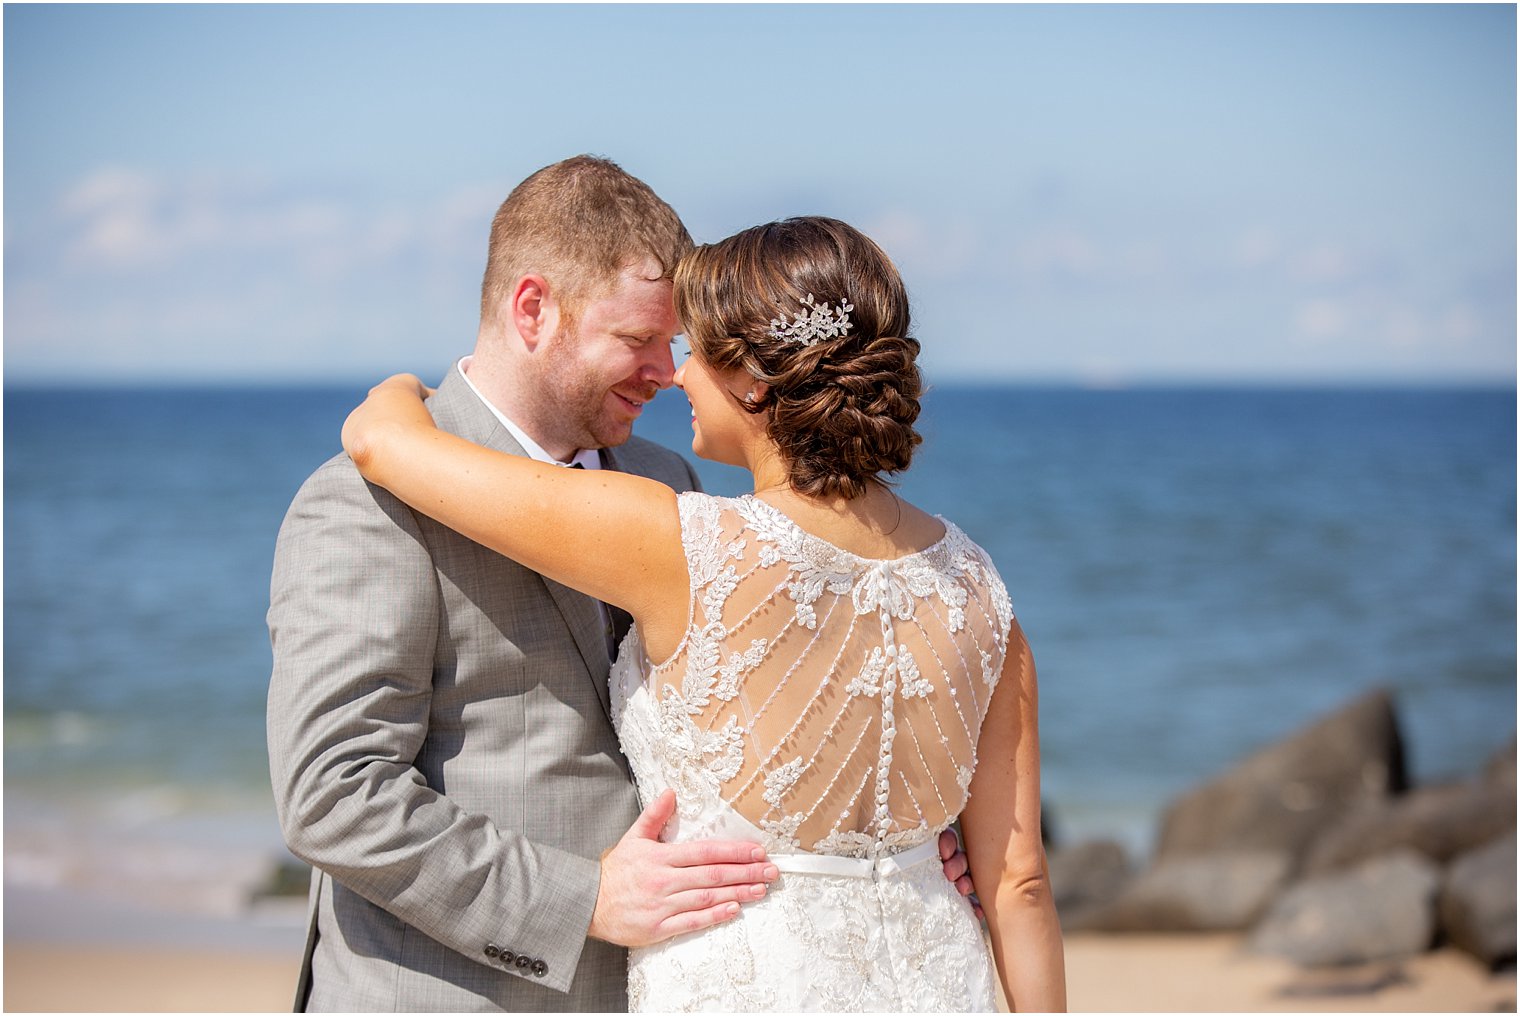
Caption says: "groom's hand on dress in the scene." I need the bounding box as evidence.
[589,789,779,948]
[940,827,983,920]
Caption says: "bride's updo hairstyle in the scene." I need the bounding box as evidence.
[673,216,922,500]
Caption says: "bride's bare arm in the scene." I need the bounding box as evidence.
[960,621,1067,1012]
[342,374,689,645]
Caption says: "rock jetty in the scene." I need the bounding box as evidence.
[1048,688,1516,971]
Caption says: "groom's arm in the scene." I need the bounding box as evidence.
[267,455,769,992]
[268,456,609,990]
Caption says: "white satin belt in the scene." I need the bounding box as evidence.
[768,838,943,880]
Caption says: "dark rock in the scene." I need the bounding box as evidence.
[1304,778,1516,873]
[1048,840,1132,926]
[252,857,313,899]
[1071,851,1291,932]
[1439,832,1517,969]
[1250,851,1440,967]
[1041,798,1058,849]
[1485,737,1516,794]
[1156,688,1406,865]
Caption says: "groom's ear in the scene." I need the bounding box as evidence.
[511,274,555,350]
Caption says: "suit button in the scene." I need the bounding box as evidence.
[501,950,516,964]
[531,959,548,977]
[516,954,532,971]
[484,943,500,959]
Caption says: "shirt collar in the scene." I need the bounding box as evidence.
[457,356,600,470]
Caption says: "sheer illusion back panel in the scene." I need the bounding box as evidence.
[653,493,1014,857]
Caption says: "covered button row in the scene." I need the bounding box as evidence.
[484,943,547,978]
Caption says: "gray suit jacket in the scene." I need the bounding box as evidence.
[267,367,700,1012]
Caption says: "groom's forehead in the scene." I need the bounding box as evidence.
[585,274,678,331]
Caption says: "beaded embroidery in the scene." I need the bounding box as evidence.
[616,492,1013,860]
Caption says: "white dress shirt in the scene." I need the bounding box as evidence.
[457,356,600,470]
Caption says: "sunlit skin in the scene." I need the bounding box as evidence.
[466,260,680,462]
[342,340,1065,1010]
[670,352,767,469]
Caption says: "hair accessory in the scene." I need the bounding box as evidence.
[767,294,854,347]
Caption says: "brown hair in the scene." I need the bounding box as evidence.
[479,155,693,325]
[674,216,922,499]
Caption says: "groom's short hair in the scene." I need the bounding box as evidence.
[480,155,693,327]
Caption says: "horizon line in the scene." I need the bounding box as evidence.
[4,374,1515,393]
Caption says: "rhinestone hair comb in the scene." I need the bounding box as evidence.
[767,294,855,347]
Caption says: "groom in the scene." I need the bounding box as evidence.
[268,155,973,1012]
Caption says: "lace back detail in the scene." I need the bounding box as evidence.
[651,492,1013,858]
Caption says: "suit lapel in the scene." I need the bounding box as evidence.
[541,578,616,722]
[430,367,615,723]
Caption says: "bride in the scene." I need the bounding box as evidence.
[342,216,1066,1012]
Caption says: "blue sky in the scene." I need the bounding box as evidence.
[4,3,1515,384]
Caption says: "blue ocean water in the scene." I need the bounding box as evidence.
[4,383,1515,862]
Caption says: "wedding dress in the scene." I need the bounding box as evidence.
[611,492,1014,1012]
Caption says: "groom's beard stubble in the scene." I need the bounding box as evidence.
[534,327,659,454]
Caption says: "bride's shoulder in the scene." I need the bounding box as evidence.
[675,490,750,532]
[675,489,743,511]
[937,517,999,570]
[932,517,1016,621]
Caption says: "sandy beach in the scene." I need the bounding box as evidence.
[6,932,1512,1012]
[3,946,302,1013]
[1064,932,1513,1012]
[4,781,1512,1013]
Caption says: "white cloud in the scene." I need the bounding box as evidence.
[1289,293,1495,358]
[1010,225,1102,281]
[47,168,497,281]
[1437,304,1482,347]
[8,168,502,378]
[7,169,1514,382]
[861,209,981,279]
[1290,243,1358,285]
[1295,298,1348,343]
[1232,227,1283,270]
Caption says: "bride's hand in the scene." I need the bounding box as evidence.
[362,372,436,403]
[342,373,437,474]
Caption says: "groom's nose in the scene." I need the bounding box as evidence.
[640,338,676,389]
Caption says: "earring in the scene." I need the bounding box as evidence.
[743,392,757,403]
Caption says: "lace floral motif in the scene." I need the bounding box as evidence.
[610,491,1011,1010]
[622,851,997,1012]
[619,492,1013,857]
